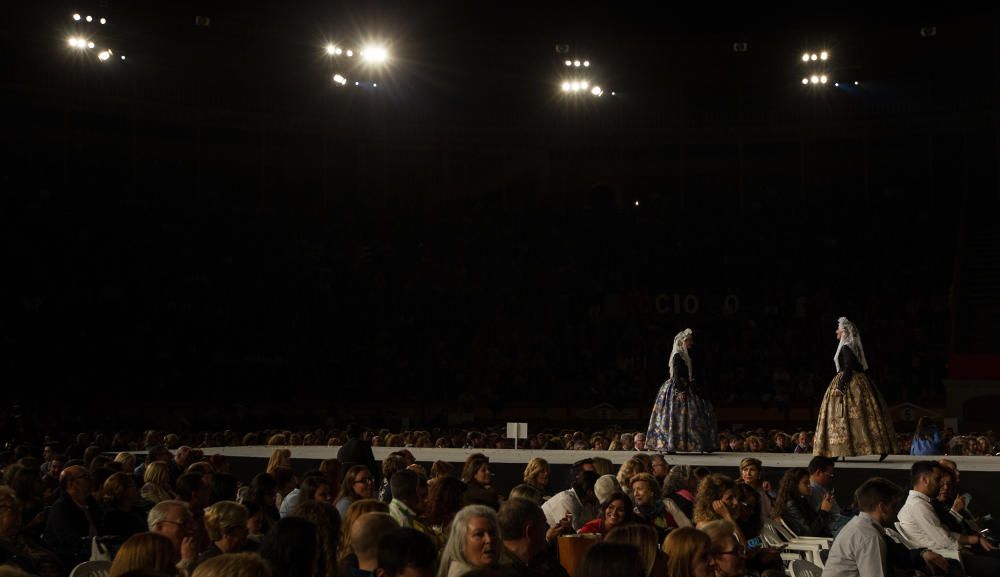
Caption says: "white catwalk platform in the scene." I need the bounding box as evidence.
[200,447,1000,472]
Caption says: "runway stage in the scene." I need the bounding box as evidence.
[206,447,1000,519]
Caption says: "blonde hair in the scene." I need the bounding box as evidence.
[204,501,249,542]
[143,461,171,486]
[192,552,272,577]
[109,532,177,577]
[604,523,659,576]
[522,458,549,486]
[266,449,292,474]
[694,474,737,525]
[114,452,136,470]
[663,527,712,577]
[102,472,135,506]
[616,457,644,489]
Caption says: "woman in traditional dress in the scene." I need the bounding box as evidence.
[646,328,719,453]
[813,317,896,461]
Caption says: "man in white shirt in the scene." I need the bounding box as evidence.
[823,477,948,577]
[897,461,999,576]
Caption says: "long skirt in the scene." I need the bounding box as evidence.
[646,380,719,453]
[813,372,897,457]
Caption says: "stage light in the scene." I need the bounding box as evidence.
[354,81,359,86]
[98,51,111,61]
[611,91,615,95]
[565,60,572,66]
[100,18,107,25]
[326,44,336,55]
[561,81,571,92]
[573,60,580,67]
[591,85,603,96]
[73,14,81,21]
[346,49,353,57]
[820,75,828,84]
[834,82,839,87]
[333,74,347,85]
[854,81,859,86]
[86,15,93,22]
[810,53,817,61]
[635,201,640,206]
[88,41,95,49]
[801,53,809,62]
[801,77,809,85]
[583,60,590,67]
[361,45,388,64]
[372,83,377,87]
[820,51,828,60]
[120,55,126,61]
[581,80,589,90]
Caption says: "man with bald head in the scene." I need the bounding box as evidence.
[352,512,400,577]
[43,465,102,568]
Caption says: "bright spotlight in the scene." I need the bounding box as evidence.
[561,81,571,92]
[361,45,388,64]
[346,49,353,57]
[820,75,828,84]
[73,14,81,21]
[120,55,126,61]
[634,201,640,206]
[100,18,107,25]
[583,60,590,67]
[564,60,572,66]
[354,81,359,86]
[87,41,95,49]
[98,51,110,61]
[801,53,809,62]
[611,91,615,95]
[810,53,817,61]
[325,44,336,55]
[854,81,859,86]
[820,51,828,60]
[335,48,343,55]
[801,77,809,85]
[372,83,377,87]
[834,82,839,87]
[333,74,347,85]
[85,15,93,22]
[591,85,603,96]
[581,80,589,89]
[573,60,581,67]
[810,75,819,84]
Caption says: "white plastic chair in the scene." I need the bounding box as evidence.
[778,517,835,548]
[790,558,823,577]
[761,520,826,567]
[69,560,111,577]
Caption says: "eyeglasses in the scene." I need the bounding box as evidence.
[354,477,374,485]
[159,519,193,529]
[714,549,745,558]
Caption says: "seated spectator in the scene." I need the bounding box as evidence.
[101,472,148,542]
[141,462,174,505]
[897,461,999,576]
[793,432,813,454]
[662,465,697,528]
[375,527,438,577]
[192,552,272,577]
[389,470,429,534]
[932,467,966,533]
[541,471,599,531]
[280,471,333,518]
[109,532,177,577]
[576,542,646,577]
[461,457,499,511]
[615,459,643,501]
[352,512,400,577]
[430,461,454,486]
[198,501,251,564]
[771,468,831,538]
[337,466,377,519]
[508,484,543,506]
[290,500,340,577]
[261,517,319,577]
[604,524,665,576]
[824,477,949,577]
[578,491,632,535]
[497,498,568,577]
[438,505,500,577]
[911,417,944,456]
[147,500,197,574]
[693,474,741,537]
[630,473,676,540]
[701,519,745,577]
[245,473,280,535]
[737,458,773,524]
[43,465,103,569]
[381,454,409,504]
[662,527,715,577]
[340,499,390,569]
[772,433,793,453]
[522,459,551,496]
[0,486,60,577]
[806,456,847,536]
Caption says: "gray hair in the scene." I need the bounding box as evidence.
[148,499,191,530]
[438,505,498,577]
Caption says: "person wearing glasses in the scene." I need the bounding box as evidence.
[701,519,746,577]
[337,465,376,519]
[147,499,198,572]
[43,465,103,569]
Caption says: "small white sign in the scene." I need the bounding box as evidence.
[506,423,528,440]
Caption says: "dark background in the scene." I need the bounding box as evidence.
[2,3,998,433]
